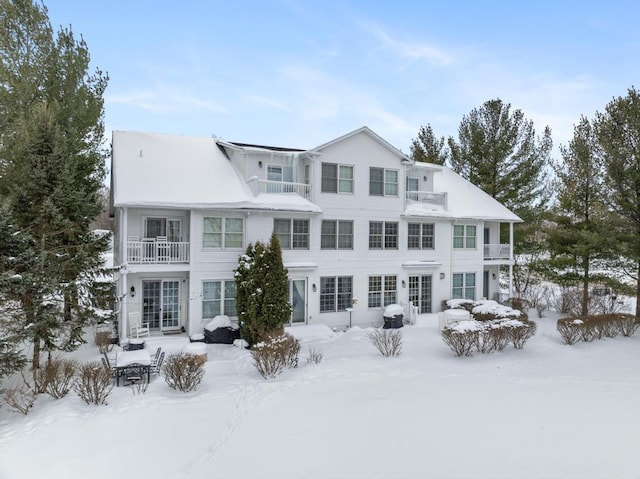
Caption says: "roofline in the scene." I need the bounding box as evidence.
[312,126,410,161]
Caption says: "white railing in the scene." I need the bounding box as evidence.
[257,180,311,199]
[127,240,189,264]
[483,244,510,260]
[405,191,447,209]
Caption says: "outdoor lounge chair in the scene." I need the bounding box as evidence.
[129,312,150,338]
[152,352,165,375]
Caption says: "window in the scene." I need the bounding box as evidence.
[408,223,434,249]
[267,164,293,182]
[368,275,397,308]
[321,220,353,249]
[203,217,243,248]
[452,273,476,300]
[274,219,309,250]
[453,225,477,249]
[406,177,419,201]
[369,167,398,196]
[320,276,353,312]
[144,217,182,241]
[321,163,353,193]
[202,280,237,318]
[369,221,398,249]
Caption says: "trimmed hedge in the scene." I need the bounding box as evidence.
[557,314,638,345]
[442,318,537,357]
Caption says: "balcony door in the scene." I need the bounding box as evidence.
[144,217,182,242]
[142,280,180,331]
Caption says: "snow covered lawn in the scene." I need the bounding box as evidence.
[1,312,639,478]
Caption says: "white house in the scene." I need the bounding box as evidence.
[110,126,521,340]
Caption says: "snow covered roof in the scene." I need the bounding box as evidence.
[402,165,522,222]
[111,131,320,213]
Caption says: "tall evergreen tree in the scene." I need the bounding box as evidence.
[593,87,640,318]
[448,99,553,217]
[544,116,612,316]
[0,0,111,369]
[410,124,448,165]
[234,233,291,346]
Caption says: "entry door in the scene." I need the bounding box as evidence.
[289,279,307,324]
[408,275,432,314]
[142,280,180,330]
[483,270,490,300]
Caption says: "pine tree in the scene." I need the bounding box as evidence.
[0,0,112,369]
[234,234,291,346]
[447,99,552,217]
[544,116,613,316]
[410,124,448,165]
[593,87,640,318]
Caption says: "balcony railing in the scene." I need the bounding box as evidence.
[255,179,311,199]
[127,239,189,264]
[406,190,447,209]
[483,244,511,261]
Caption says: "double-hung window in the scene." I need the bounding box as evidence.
[453,225,477,249]
[321,163,353,193]
[320,276,353,312]
[321,220,353,249]
[369,167,398,196]
[408,223,435,249]
[203,217,243,249]
[369,221,398,249]
[274,219,309,250]
[452,273,476,300]
[202,280,237,318]
[368,275,397,308]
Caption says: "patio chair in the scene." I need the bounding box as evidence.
[149,347,161,368]
[152,351,165,375]
[129,311,150,338]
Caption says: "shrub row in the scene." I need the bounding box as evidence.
[557,314,638,345]
[441,318,537,357]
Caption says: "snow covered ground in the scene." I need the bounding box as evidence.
[1,311,639,479]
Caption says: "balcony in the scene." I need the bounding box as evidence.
[483,244,511,261]
[247,177,311,199]
[127,238,189,264]
[406,191,447,209]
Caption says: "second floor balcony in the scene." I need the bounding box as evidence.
[484,243,511,261]
[406,190,447,209]
[247,177,311,199]
[127,237,189,264]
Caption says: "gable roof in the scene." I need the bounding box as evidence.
[310,126,410,160]
[111,131,320,213]
[403,164,522,222]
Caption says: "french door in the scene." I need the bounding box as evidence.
[289,279,307,325]
[142,280,180,330]
[408,275,432,314]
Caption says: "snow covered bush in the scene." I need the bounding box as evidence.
[442,317,537,356]
[441,321,481,357]
[94,330,113,354]
[556,318,583,345]
[162,353,205,392]
[38,357,78,399]
[557,314,638,345]
[75,361,113,405]
[1,377,37,414]
[368,329,403,357]
[306,348,323,365]
[251,332,301,379]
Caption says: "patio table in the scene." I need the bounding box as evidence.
[115,349,151,386]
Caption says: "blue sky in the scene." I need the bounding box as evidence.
[46,0,640,154]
